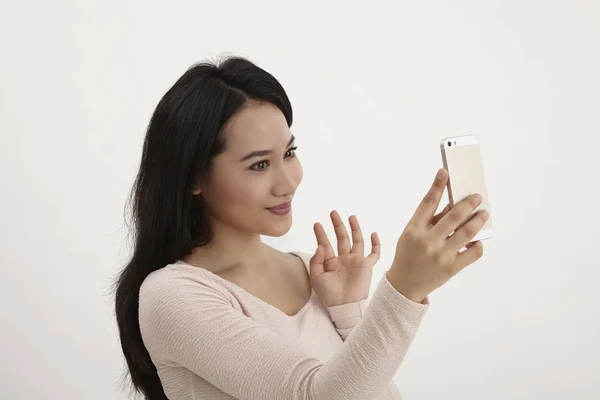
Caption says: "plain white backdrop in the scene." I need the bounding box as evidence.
[1,0,599,399]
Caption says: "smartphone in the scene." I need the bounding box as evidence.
[440,134,493,242]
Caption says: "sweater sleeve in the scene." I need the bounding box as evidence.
[139,271,429,400]
[326,298,369,340]
[292,251,369,341]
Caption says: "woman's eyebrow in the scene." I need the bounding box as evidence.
[239,135,295,162]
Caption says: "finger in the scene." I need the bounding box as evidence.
[330,210,351,255]
[431,193,482,238]
[446,209,489,252]
[313,222,336,260]
[366,232,381,264]
[411,169,448,227]
[451,241,484,275]
[430,203,451,226]
[309,245,325,279]
[349,215,364,256]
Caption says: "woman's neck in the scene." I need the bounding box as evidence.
[183,221,273,275]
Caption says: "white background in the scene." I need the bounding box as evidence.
[1,0,599,399]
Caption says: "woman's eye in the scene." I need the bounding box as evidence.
[250,160,269,171]
[286,146,298,158]
[250,147,297,171]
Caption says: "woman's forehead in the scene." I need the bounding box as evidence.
[223,104,291,152]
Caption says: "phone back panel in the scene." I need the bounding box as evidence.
[441,135,493,232]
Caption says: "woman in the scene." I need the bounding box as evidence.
[114,56,489,400]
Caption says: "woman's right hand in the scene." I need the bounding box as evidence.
[386,168,490,303]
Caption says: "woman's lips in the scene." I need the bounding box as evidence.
[267,202,291,216]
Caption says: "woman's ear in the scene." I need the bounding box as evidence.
[192,173,208,195]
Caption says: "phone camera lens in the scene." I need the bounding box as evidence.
[447,141,452,147]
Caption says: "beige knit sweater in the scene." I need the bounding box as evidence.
[138,252,429,399]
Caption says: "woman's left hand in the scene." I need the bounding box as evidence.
[309,211,381,307]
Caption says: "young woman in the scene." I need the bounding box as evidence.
[114,56,489,400]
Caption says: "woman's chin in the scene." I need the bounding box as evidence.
[262,216,293,237]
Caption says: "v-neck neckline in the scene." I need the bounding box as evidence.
[173,251,315,319]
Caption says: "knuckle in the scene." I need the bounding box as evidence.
[424,242,438,256]
[449,210,462,223]
[479,211,489,222]
[433,251,445,264]
[474,243,484,258]
[422,193,436,205]
[403,224,417,238]
[437,250,453,266]
[413,236,433,255]
[462,224,476,238]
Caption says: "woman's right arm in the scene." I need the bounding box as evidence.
[140,271,427,400]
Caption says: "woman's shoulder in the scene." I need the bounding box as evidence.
[137,263,245,360]
[139,262,235,308]
[287,250,312,271]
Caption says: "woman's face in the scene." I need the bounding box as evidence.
[196,101,303,237]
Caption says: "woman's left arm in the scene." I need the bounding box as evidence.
[326,297,369,340]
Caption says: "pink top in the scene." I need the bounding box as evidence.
[139,251,429,399]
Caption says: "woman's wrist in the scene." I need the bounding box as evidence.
[385,268,424,304]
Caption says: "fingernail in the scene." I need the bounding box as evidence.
[473,194,482,203]
[480,210,489,219]
[437,169,446,178]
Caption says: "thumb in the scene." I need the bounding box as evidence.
[309,245,325,279]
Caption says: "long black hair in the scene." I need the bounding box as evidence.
[114,56,293,399]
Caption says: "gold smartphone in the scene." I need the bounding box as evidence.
[440,134,493,241]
